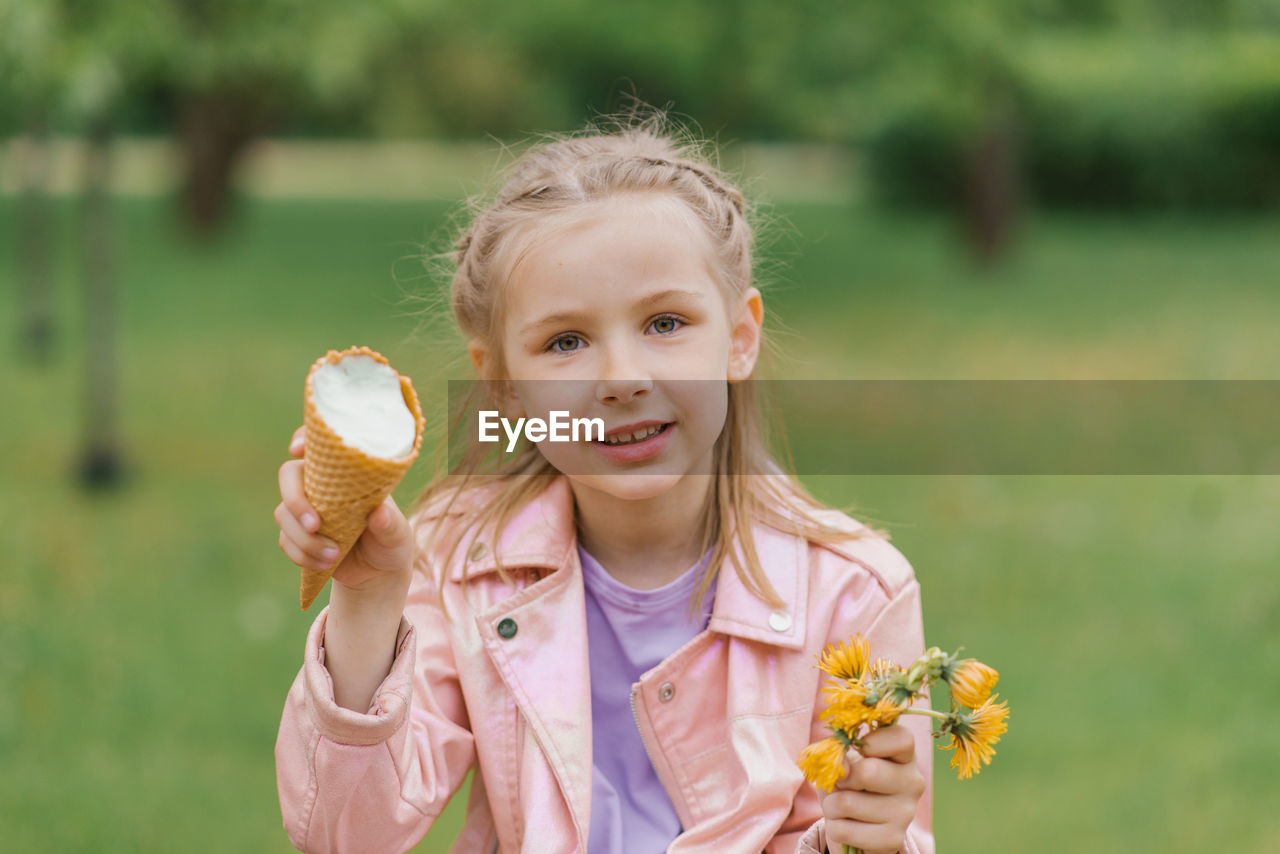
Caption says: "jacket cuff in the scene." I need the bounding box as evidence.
[302,605,416,746]
[797,818,929,854]
[797,818,826,853]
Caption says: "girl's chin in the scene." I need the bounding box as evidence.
[566,471,700,503]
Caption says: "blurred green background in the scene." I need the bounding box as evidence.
[2,1,1279,852]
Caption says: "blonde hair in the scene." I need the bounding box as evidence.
[410,105,883,623]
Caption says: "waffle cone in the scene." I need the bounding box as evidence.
[299,346,426,610]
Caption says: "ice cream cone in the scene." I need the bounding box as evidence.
[299,346,425,610]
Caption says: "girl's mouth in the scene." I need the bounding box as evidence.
[600,423,670,446]
[592,422,674,462]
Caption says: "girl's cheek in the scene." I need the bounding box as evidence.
[665,351,730,382]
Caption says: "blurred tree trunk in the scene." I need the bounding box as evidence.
[961,76,1022,267]
[17,117,56,363]
[177,90,260,236]
[78,115,126,489]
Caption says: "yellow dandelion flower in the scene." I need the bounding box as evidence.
[941,694,1010,779]
[820,674,869,704]
[816,635,870,681]
[866,694,906,729]
[819,678,879,733]
[947,659,999,708]
[867,656,900,680]
[822,703,875,734]
[798,736,848,792]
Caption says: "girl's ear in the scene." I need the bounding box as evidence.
[727,287,763,382]
[467,339,488,376]
[469,339,528,419]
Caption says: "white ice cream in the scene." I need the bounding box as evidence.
[312,355,416,458]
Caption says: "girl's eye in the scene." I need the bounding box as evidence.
[547,334,582,353]
[650,315,684,334]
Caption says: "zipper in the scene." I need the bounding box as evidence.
[630,681,695,832]
[627,628,719,833]
[514,705,526,845]
[629,682,659,778]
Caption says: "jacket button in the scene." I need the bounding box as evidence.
[768,610,792,632]
[497,617,518,639]
[658,682,675,702]
[469,541,487,561]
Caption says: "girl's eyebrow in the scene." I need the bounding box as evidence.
[519,288,707,336]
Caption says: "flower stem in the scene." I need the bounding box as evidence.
[901,707,950,722]
[844,845,861,854]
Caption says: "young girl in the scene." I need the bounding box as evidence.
[273,110,933,854]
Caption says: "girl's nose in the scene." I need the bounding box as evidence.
[594,341,653,403]
[596,376,652,404]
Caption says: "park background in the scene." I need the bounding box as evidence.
[2,0,1278,851]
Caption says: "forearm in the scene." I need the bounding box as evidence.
[278,606,473,854]
[324,579,411,712]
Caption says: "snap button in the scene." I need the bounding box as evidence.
[768,610,792,632]
[468,541,487,561]
[658,682,675,702]
[497,617,518,639]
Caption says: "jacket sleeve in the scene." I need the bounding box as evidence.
[274,569,477,854]
[780,558,936,854]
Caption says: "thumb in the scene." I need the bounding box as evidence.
[367,496,407,541]
[834,746,865,791]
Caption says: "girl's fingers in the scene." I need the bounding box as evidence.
[823,730,923,854]
[860,724,916,765]
[823,817,902,853]
[274,502,340,566]
[276,458,340,564]
[366,496,407,543]
[837,754,902,795]
[288,426,306,457]
[278,529,337,571]
[345,497,413,575]
[275,449,410,579]
[278,459,319,531]
[822,789,895,825]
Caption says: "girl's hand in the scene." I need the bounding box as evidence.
[274,425,415,600]
[822,724,926,854]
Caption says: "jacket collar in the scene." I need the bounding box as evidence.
[446,475,808,650]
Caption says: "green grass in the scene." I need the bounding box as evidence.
[1,195,1278,852]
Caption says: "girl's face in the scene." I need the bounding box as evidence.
[473,193,762,502]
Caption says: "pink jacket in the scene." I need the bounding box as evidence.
[275,476,935,854]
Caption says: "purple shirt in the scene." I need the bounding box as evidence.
[578,543,717,854]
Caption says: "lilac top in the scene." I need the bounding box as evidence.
[578,542,717,854]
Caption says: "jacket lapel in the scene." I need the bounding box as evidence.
[460,478,596,848]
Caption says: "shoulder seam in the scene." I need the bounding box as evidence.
[810,534,915,598]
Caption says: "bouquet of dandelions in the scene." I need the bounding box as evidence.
[797,634,1010,854]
